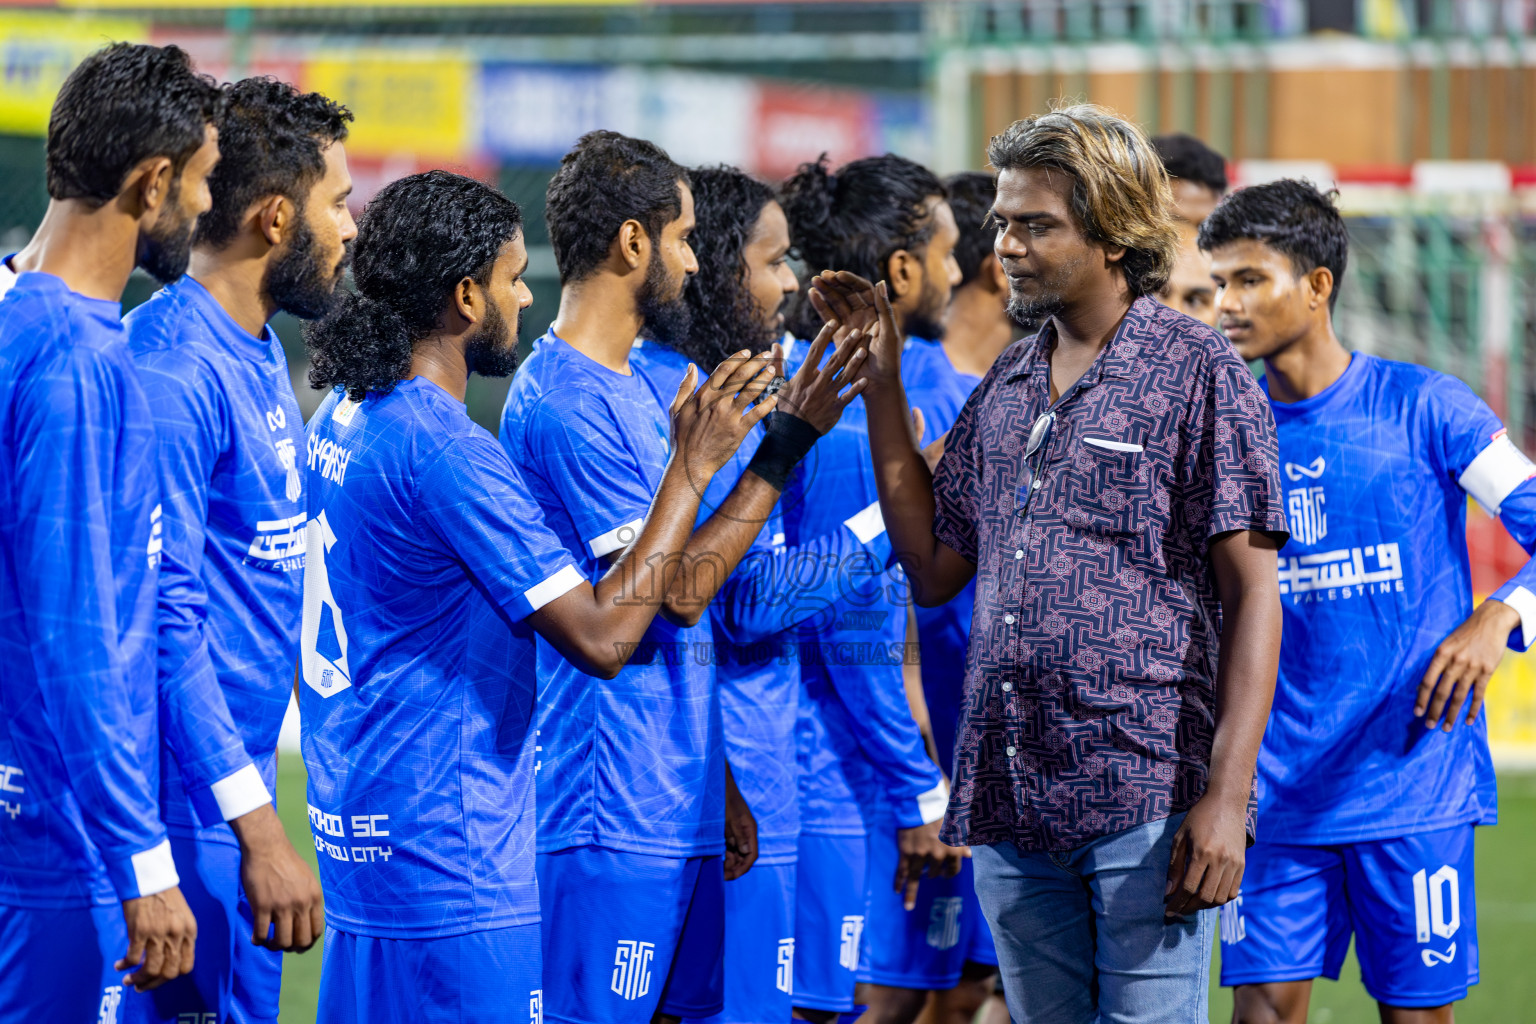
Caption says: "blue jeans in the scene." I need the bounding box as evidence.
[972,811,1214,1024]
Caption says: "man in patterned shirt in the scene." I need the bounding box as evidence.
[814,104,1289,1023]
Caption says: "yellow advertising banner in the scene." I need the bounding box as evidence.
[0,12,146,135]
[305,51,472,160]
[61,0,635,7]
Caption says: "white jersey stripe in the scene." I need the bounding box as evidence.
[525,563,584,613]
[588,518,645,558]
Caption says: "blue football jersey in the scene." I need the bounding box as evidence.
[901,336,983,776]
[1262,352,1536,843]
[126,276,306,837]
[500,331,723,858]
[299,378,582,939]
[784,336,946,836]
[630,339,895,864]
[0,272,175,906]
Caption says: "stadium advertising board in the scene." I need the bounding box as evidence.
[0,11,145,135]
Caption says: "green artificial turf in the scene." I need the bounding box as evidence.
[273,756,1536,1022]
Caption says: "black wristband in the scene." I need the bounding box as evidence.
[745,411,821,491]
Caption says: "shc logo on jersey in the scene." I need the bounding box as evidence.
[1283,457,1327,545]
[97,985,122,1024]
[1286,485,1327,546]
[146,504,163,570]
[926,897,963,950]
[0,763,23,821]
[529,989,543,1024]
[776,937,794,994]
[611,940,654,1001]
[274,437,302,503]
[1413,865,1460,966]
[838,915,864,971]
[1219,894,1246,945]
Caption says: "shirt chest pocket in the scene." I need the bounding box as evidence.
[1060,436,1145,536]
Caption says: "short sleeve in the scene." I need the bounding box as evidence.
[420,433,583,623]
[932,375,990,564]
[1201,358,1289,542]
[524,387,659,558]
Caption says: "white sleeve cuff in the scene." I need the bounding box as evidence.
[525,563,584,613]
[1500,586,1536,650]
[844,502,887,544]
[588,517,645,558]
[210,764,272,822]
[916,779,950,825]
[130,839,180,897]
[1460,432,1536,515]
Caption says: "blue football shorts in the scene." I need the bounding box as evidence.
[793,833,866,1012]
[683,860,795,1024]
[0,901,129,1023]
[538,846,724,1024]
[1219,824,1478,1007]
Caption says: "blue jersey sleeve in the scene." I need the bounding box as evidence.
[419,435,584,623]
[14,349,175,900]
[1425,376,1536,650]
[717,502,893,645]
[138,355,267,827]
[523,388,658,560]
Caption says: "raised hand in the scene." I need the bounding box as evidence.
[668,349,777,481]
[772,322,868,435]
[809,271,904,389]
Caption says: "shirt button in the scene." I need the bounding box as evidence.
[1015,549,1024,559]
[1006,745,1018,757]
[1001,681,1013,692]
[1004,614,1015,624]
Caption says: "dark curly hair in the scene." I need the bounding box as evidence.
[1198,178,1348,310]
[944,171,998,288]
[545,130,689,285]
[194,77,352,250]
[778,153,946,341]
[1152,133,1228,195]
[988,104,1178,297]
[304,170,522,401]
[46,43,220,206]
[672,165,778,370]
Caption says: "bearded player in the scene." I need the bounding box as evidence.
[123,77,354,1023]
[632,163,890,1024]
[299,170,771,1023]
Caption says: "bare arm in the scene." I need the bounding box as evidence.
[648,325,867,627]
[811,273,975,606]
[1164,528,1283,919]
[528,353,776,677]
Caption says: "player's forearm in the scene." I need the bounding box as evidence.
[590,456,710,634]
[660,471,781,626]
[863,375,958,605]
[1206,535,1283,808]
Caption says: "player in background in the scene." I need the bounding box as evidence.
[852,171,1013,1024]
[0,43,220,1017]
[503,132,858,1024]
[632,164,892,1024]
[1205,181,1536,1024]
[777,154,965,1023]
[1151,134,1228,328]
[299,170,771,1023]
[121,78,354,1024]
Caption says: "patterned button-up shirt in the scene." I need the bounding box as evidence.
[932,296,1287,852]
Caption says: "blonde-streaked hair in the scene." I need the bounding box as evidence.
[987,103,1178,296]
